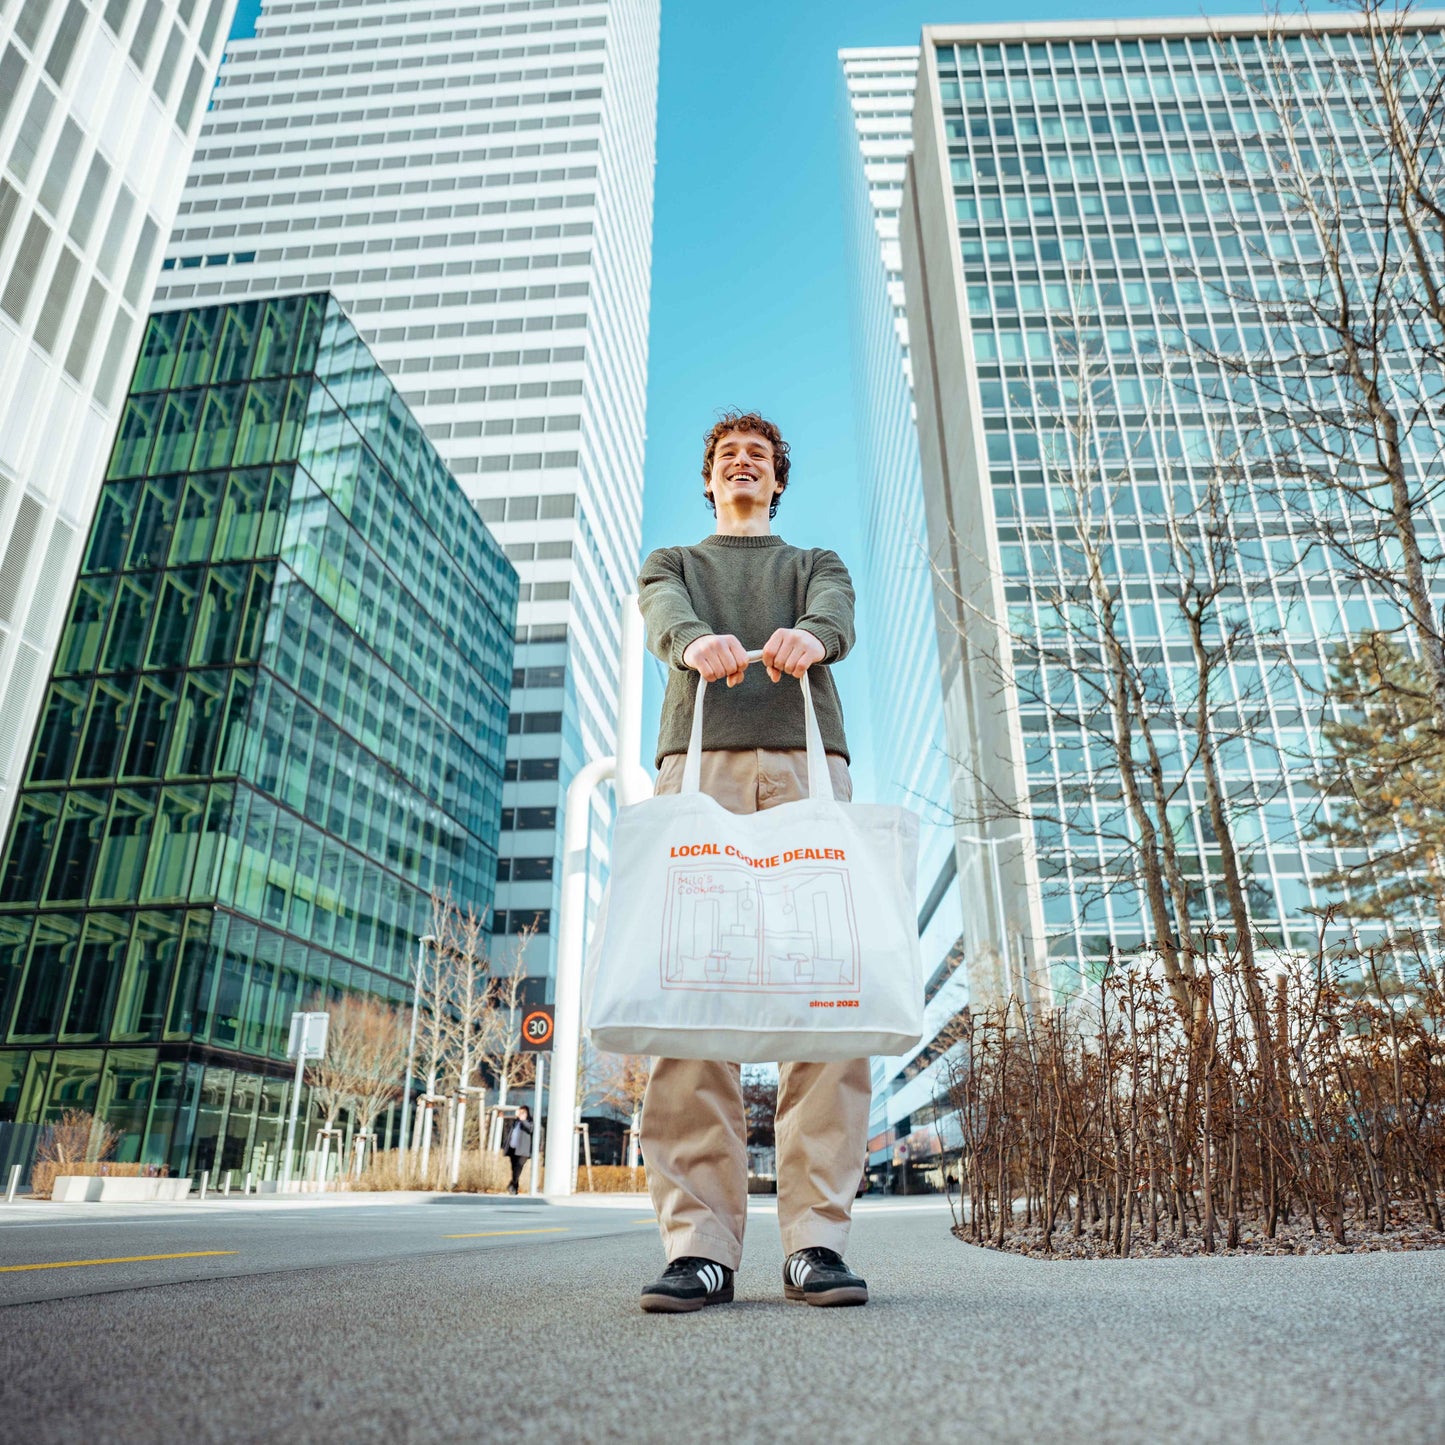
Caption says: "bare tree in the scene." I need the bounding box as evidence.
[413,890,459,1168]
[305,992,356,1138]
[304,992,412,1180]
[593,1051,651,1168]
[1191,2,1445,723]
[475,925,538,1122]
[942,284,1280,1030]
[440,902,492,1179]
[339,996,411,1172]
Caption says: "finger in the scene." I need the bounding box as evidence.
[766,665,782,682]
[726,638,750,671]
[761,628,785,666]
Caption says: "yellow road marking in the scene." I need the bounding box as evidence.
[441,1227,570,1239]
[0,1250,237,1273]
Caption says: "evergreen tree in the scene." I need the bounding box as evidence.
[1313,632,1445,928]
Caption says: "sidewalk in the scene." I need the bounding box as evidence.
[0,1190,949,1221]
[0,1189,554,1220]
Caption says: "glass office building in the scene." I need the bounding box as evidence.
[0,0,238,851]
[152,0,661,989]
[901,15,1445,1005]
[0,293,517,1181]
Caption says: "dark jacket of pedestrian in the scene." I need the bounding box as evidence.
[506,1115,534,1160]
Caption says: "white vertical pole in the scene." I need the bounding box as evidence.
[6,1164,21,1202]
[544,757,612,1200]
[198,1169,209,1201]
[530,1055,544,1196]
[614,595,652,807]
[544,597,648,1200]
[281,1045,306,1191]
[472,1086,486,1179]
[450,1092,465,1188]
[401,934,434,1156]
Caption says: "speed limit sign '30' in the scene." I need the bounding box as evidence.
[520,1006,555,1053]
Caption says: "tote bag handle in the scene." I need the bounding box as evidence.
[680,648,834,802]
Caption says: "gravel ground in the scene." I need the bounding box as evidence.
[959,1204,1445,1259]
[1,1200,1441,1445]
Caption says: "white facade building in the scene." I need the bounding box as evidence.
[0,0,237,841]
[839,47,969,1180]
[153,0,660,979]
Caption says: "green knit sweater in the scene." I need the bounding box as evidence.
[637,533,855,766]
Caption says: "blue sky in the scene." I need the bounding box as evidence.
[228,0,1257,793]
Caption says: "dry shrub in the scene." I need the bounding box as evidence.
[350,1151,644,1194]
[576,1165,647,1193]
[945,944,1445,1256]
[353,1148,517,1193]
[31,1160,166,1200]
[30,1110,122,1197]
[36,1108,116,1168]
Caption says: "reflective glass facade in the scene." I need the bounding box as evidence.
[0,0,237,851]
[0,293,516,1180]
[903,17,1445,1003]
[152,0,662,988]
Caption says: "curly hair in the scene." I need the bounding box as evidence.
[701,410,790,520]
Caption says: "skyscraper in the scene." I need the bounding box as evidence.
[902,14,1445,1004]
[0,0,238,845]
[0,294,516,1179]
[151,0,660,982]
[838,48,969,1183]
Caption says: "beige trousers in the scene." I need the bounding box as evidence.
[640,749,873,1271]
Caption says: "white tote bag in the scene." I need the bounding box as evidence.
[585,658,924,1062]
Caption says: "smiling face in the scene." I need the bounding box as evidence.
[707,430,780,516]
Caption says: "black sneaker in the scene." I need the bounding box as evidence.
[783,1247,868,1307]
[639,1256,734,1314]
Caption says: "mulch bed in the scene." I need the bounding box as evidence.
[951,1203,1445,1257]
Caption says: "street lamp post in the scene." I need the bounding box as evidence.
[400,932,436,1155]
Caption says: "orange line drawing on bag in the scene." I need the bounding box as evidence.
[657,862,862,995]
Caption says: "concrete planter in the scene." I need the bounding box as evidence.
[51,1175,190,1203]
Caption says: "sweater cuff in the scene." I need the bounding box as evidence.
[799,622,842,663]
[670,621,715,669]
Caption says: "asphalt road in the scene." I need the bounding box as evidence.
[1,1194,1441,1445]
[0,1192,652,1307]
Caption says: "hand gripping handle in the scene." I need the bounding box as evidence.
[680,648,833,802]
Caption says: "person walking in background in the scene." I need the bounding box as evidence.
[503,1105,533,1194]
[633,410,871,1314]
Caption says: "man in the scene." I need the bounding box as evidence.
[634,410,870,1313]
